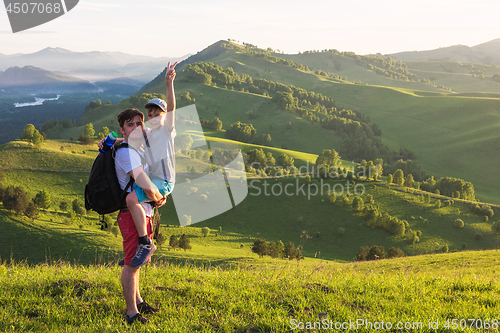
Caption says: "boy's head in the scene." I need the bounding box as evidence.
[144,98,167,130]
[117,108,144,140]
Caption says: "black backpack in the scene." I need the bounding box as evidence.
[84,143,134,215]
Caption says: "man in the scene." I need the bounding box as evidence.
[115,107,166,324]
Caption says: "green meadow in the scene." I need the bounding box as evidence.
[1,250,500,332]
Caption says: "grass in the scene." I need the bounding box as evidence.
[1,250,500,332]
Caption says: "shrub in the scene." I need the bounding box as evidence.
[387,247,404,258]
[474,232,483,241]
[355,246,369,261]
[454,219,464,228]
[201,227,210,237]
[367,245,385,260]
[442,244,449,253]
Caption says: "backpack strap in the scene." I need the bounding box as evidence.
[113,142,135,192]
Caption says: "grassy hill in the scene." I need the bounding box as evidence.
[1,140,499,264]
[2,249,500,332]
[128,41,500,204]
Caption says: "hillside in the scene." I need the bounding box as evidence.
[1,139,499,264]
[130,40,500,204]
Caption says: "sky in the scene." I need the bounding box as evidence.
[0,0,499,57]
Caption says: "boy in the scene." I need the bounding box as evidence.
[124,62,177,267]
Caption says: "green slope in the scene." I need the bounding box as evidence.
[134,42,500,204]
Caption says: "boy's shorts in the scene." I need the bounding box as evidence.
[134,178,174,203]
[117,209,153,266]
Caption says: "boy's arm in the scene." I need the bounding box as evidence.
[165,61,177,132]
[128,166,164,202]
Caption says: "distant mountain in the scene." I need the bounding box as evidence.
[0,65,98,92]
[0,47,190,82]
[389,38,500,65]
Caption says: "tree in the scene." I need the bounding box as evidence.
[454,219,464,228]
[33,190,51,210]
[84,123,95,137]
[352,196,364,212]
[386,174,393,185]
[315,149,340,167]
[59,200,68,212]
[156,233,167,248]
[252,238,267,258]
[32,129,44,148]
[178,234,191,251]
[267,241,277,258]
[3,185,30,215]
[405,230,419,245]
[169,235,179,250]
[393,169,404,186]
[24,202,39,222]
[423,193,431,205]
[72,198,85,216]
[387,247,404,258]
[276,153,294,169]
[20,124,35,141]
[404,174,414,188]
[491,221,500,234]
[275,240,284,259]
[284,241,300,260]
[98,127,110,140]
[201,227,210,237]
[210,117,223,131]
[356,246,369,261]
[175,133,193,152]
[367,245,386,260]
[226,122,256,143]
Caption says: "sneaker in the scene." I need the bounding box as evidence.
[130,242,156,268]
[125,313,148,325]
[137,301,159,314]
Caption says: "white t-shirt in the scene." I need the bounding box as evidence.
[114,143,153,217]
[142,124,176,184]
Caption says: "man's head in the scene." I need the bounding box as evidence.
[117,108,144,141]
[144,98,167,130]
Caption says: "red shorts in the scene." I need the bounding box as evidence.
[117,210,153,266]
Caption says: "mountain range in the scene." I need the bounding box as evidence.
[0,47,190,82]
[389,38,500,65]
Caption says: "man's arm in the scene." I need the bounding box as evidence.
[165,62,177,132]
[128,166,164,202]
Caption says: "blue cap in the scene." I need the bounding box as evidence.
[144,98,167,112]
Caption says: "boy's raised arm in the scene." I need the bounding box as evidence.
[165,61,177,131]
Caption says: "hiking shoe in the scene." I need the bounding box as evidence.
[130,242,156,268]
[118,259,124,267]
[125,313,148,325]
[137,301,159,314]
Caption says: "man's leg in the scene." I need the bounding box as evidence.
[121,265,140,316]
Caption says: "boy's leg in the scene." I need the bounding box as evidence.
[126,190,148,242]
[126,190,156,268]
